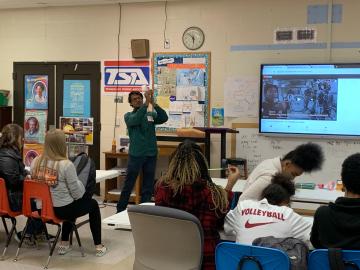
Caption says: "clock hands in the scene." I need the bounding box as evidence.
[183,27,204,49]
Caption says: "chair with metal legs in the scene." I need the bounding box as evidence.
[0,178,21,260]
[14,179,85,269]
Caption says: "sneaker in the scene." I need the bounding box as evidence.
[14,232,22,243]
[23,236,37,248]
[36,232,56,242]
[95,245,107,257]
[58,245,72,255]
[14,232,35,247]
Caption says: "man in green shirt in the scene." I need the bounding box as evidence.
[117,90,168,213]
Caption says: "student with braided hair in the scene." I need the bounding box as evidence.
[155,140,241,270]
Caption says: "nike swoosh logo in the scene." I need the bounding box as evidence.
[245,220,276,228]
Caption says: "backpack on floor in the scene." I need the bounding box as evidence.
[70,152,96,199]
[253,236,309,270]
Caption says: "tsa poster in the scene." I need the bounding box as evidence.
[23,144,44,167]
[25,75,48,110]
[24,110,47,144]
[103,60,150,94]
[63,80,91,117]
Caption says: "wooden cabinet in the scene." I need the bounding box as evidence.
[103,141,205,204]
[0,106,12,130]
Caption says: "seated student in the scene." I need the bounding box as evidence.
[225,173,312,245]
[155,140,241,270]
[31,129,106,256]
[240,142,324,201]
[0,124,43,243]
[311,153,360,249]
[0,124,28,212]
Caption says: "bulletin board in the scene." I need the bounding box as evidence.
[152,52,211,132]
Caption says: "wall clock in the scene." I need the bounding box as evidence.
[182,26,205,50]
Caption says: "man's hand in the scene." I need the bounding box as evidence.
[144,90,151,106]
[148,89,154,104]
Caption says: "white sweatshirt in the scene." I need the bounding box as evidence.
[240,157,282,201]
[224,199,311,245]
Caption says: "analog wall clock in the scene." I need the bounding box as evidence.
[182,26,205,50]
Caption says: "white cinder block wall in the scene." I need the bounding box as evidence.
[0,0,359,192]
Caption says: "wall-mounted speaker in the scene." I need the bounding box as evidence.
[131,39,150,59]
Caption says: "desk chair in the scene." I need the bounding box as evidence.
[0,178,21,259]
[216,242,290,270]
[14,180,84,269]
[308,249,360,270]
[128,205,204,270]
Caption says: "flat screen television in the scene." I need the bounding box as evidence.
[259,63,360,137]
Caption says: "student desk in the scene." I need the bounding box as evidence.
[102,203,314,243]
[24,167,121,184]
[102,202,154,230]
[291,188,344,205]
[96,170,122,183]
[103,142,205,204]
[212,178,343,204]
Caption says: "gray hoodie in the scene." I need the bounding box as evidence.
[31,157,85,207]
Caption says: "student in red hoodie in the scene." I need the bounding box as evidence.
[155,140,241,270]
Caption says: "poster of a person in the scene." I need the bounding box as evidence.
[24,110,47,143]
[25,75,48,109]
[23,144,44,167]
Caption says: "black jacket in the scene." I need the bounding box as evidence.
[0,147,27,211]
[310,197,360,249]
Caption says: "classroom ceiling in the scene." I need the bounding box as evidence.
[0,0,181,9]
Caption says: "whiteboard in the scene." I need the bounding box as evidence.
[235,127,360,183]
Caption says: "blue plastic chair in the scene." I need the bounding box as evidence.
[216,242,290,270]
[308,249,360,270]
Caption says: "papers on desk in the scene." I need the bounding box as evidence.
[212,177,343,205]
[292,188,344,204]
[95,170,122,183]
[110,167,127,176]
[102,202,155,230]
[26,168,121,184]
[212,178,246,192]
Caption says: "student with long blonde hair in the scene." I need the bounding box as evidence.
[155,140,240,270]
[31,129,106,256]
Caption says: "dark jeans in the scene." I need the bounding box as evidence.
[116,155,157,213]
[54,197,101,245]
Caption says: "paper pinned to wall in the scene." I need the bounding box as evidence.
[224,76,259,118]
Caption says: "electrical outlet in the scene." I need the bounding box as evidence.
[114,96,123,103]
[164,39,170,49]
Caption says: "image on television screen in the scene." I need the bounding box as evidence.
[259,64,360,136]
[261,79,338,121]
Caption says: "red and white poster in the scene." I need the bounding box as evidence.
[103,60,150,94]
